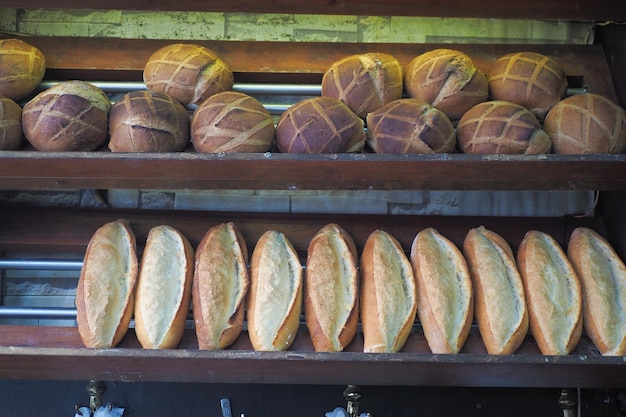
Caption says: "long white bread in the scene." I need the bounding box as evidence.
[463,226,529,354]
[567,227,626,356]
[305,223,359,352]
[360,229,417,353]
[410,227,473,354]
[517,230,582,355]
[192,222,249,350]
[247,230,303,351]
[134,225,195,349]
[76,219,138,348]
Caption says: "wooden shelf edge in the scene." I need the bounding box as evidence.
[0,152,624,191]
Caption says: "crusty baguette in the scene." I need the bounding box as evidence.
[134,225,195,349]
[247,230,303,351]
[567,227,626,356]
[304,223,359,352]
[192,222,249,350]
[360,229,417,353]
[463,226,529,354]
[410,227,473,354]
[517,230,582,355]
[76,219,138,348]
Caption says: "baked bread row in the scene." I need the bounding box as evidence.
[76,220,626,356]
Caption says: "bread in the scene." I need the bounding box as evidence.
[456,100,551,154]
[22,80,111,151]
[143,43,233,107]
[108,90,190,152]
[410,227,473,354]
[360,229,416,353]
[304,223,359,352]
[0,96,23,150]
[192,222,249,350]
[321,52,403,119]
[516,230,582,355]
[191,91,275,153]
[487,51,567,119]
[76,219,138,348]
[365,98,456,154]
[404,49,488,121]
[544,93,626,154]
[134,225,195,349]
[275,97,365,153]
[0,38,46,101]
[463,226,528,354]
[247,230,303,351]
[567,227,626,356]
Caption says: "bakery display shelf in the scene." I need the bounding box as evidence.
[1,151,625,191]
[10,0,626,21]
[1,206,624,387]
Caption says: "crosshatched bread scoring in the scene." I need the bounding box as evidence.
[321,52,403,119]
[457,100,551,154]
[108,90,190,152]
[567,227,626,356]
[544,93,626,154]
[404,48,489,121]
[22,80,112,151]
[0,38,46,101]
[487,51,567,119]
[275,97,365,153]
[0,96,23,150]
[360,229,417,353]
[463,226,529,355]
[305,223,359,352]
[193,222,249,350]
[143,43,234,106]
[366,98,456,154]
[516,230,582,355]
[410,227,473,354]
[191,91,275,153]
[76,219,138,349]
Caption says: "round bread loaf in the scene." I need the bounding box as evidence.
[404,49,488,121]
[109,90,190,152]
[456,100,551,154]
[487,51,567,119]
[544,93,626,154]
[366,98,456,154]
[0,96,23,150]
[143,43,234,107]
[191,91,274,153]
[22,80,111,152]
[321,52,403,119]
[275,97,365,153]
[0,39,46,101]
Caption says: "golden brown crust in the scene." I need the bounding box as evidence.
[134,225,195,349]
[108,90,190,152]
[410,227,473,354]
[304,223,359,352]
[143,43,233,106]
[0,96,23,150]
[404,49,488,121]
[366,98,456,154]
[567,227,626,356]
[517,230,582,355]
[191,91,275,153]
[360,229,416,353]
[192,222,249,350]
[0,38,46,101]
[544,93,626,155]
[76,219,138,348]
[247,230,303,351]
[463,226,528,354]
[321,52,403,119]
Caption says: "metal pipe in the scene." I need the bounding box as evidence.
[0,259,83,270]
[0,306,77,319]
